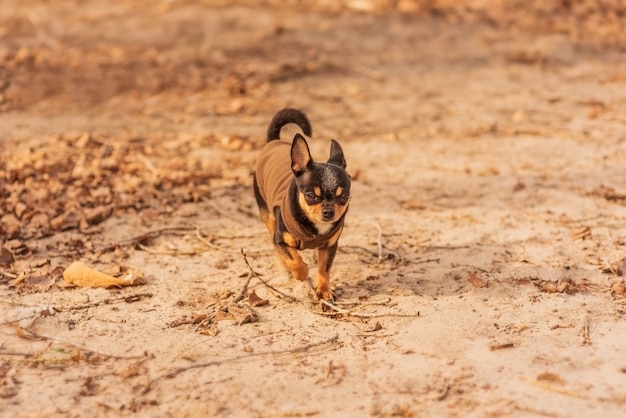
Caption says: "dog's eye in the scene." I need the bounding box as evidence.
[336,191,349,204]
[305,192,319,202]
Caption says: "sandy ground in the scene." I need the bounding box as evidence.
[1,1,626,417]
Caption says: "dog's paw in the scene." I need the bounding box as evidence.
[316,286,334,310]
[291,263,309,281]
[320,296,336,312]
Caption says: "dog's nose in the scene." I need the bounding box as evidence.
[322,207,335,219]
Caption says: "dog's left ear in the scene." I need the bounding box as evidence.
[291,133,313,176]
[328,139,346,169]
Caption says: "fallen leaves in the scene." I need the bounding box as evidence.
[216,303,259,326]
[536,371,564,385]
[469,272,489,288]
[0,131,225,243]
[0,247,14,266]
[537,277,589,295]
[503,276,592,295]
[63,261,146,289]
[248,290,269,307]
[590,185,626,205]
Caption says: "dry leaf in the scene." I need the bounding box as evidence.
[12,272,26,286]
[119,365,141,379]
[248,290,269,307]
[537,372,563,385]
[19,275,56,291]
[0,247,14,266]
[611,282,626,297]
[13,323,44,341]
[489,342,515,351]
[469,272,488,288]
[63,261,145,288]
[362,322,383,333]
[227,303,258,325]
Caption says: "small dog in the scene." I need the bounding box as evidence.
[253,108,351,307]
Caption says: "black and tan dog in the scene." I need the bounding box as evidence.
[253,108,351,306]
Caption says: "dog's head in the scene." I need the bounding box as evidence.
[291,134,351,231]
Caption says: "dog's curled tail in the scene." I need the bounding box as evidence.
[267,108,312,142]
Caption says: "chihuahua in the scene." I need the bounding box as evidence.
[253,108,351,307]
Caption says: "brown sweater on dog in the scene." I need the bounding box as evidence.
[255,140,341,249]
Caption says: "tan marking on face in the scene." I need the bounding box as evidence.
[313,187,321,197]
[299,192,322,223]
[300,192,350,227]
[335,187,343,197]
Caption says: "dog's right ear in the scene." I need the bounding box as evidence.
[291,134,313,176]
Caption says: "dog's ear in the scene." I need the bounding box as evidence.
[291,134,313,176]
[328,139,346,169]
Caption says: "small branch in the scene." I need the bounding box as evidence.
[233,248,260,303]
[10,320,147,360]
[333,297,393,307]
[0,271,18,279]
[374,222,384,263]
[239,248,420,319]
[239,248,298,303]
[138,154,158,175]
[61,292,153,311]
[195,226,221,250]
[141,333,339,394]
[93,227,191,253]
[137,244,211,256]
[521,375,588,399]
[436,385,451,401]
[317,299,421,319]
[581,316,591,346]
[171,332,338,377]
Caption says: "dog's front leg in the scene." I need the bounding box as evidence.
[275,241,309,281]
[272,207,309,281]
[316,242,338,303]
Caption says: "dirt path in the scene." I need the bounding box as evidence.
[2,2,626,417]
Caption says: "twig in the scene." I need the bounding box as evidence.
[257,275,298,302]
[489,342,515,351]
[195,226,221,250]
[137,244,210,256]
[240,248,263,277]
[141,333,340,395]
[239,248,299,303]
[10,320,147,360]
[0,351,33,357]
[521,375,588,399]
[138,154,158,175]
[61,292,153,311]
[317,299,421,319]
[169,333,338,376]
[333,297,393,307]
[373,223,384,263]
[340,245,378,257]
[581,316,591,345]
[234,248,260,303]
[0,271,18,279]
[239,249,420,319]
[436,385,451,401]
[70,226,196,256]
